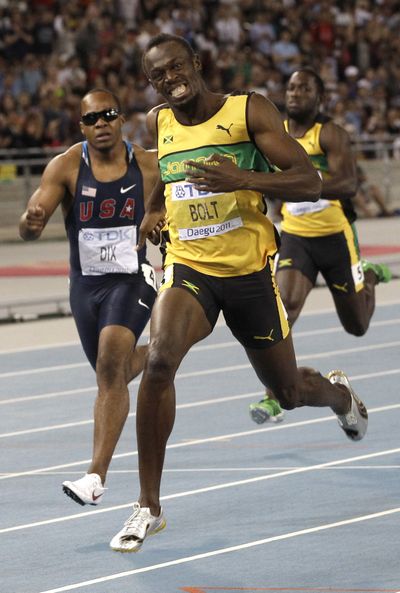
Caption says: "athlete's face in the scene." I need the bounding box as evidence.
[80,92,124,151]
[285,72,320,120]
[144,41,203,107]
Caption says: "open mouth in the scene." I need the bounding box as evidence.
[169,84,187,98]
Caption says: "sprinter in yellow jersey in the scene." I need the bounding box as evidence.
[110,35,369,553]
[249,68,392,425]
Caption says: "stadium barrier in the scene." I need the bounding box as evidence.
[1,138,400,243]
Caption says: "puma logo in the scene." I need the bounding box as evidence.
[254,329,274,341]
[216,123,234,136]
[333,282,348,293]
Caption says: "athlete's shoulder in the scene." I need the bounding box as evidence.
[147,102,170,121]
[133,144,158,170]
[245,92,284,134]
[315,113,331,125]
[44,142,82,178]
[318,114,351,139]
[247,91,280,113]
[52,142,82,163]
[228,90,253,97]
[146,103,170,135]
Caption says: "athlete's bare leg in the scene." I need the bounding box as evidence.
[276,268,314,327]
[332,269,377,336]
[136,288,213,515]
[262,268,377,408]
[128,344,148,380]
[246,331,351,414]
[88,325,141,482]
[263,268,312,403]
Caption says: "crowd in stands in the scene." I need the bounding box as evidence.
[1,0,400,154]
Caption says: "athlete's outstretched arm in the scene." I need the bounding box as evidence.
[136,106,168,250]
[319,121,357,200]
[185,93,321,203]
[136,175,166,250]
[247,93,321,202]
[19,149,76,241]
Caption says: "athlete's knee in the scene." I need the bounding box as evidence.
[342,319,368,337]
[280,294,302,327]
[96,352,126,386]
[145,339,179,382]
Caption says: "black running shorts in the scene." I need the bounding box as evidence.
[276,228,364,294]
[159,260,289,349]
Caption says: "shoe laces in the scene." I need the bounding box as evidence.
[123,503,149,533]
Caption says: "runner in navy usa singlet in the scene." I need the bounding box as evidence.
[19,88,162,507]
[66,139,158,368]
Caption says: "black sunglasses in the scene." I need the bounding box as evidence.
[81,108,120,126]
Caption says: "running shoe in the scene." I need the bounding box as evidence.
[327,370,368,441]
[110,502,166,553]
[361,259,392,283]
[62,473,105,506]
[249,395,285,424]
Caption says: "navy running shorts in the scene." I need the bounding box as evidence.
[70,263,157,369]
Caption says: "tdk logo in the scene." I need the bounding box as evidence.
[83,229,132,241]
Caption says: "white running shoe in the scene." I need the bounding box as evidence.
[62,473,105,506]
[327,370,368,441]
[110,502,166,553]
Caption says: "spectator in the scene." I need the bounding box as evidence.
[272,29,301,77]
[353,164,399,218]
[21,54,43,95]
[1,0,400,150]
[33,8,57,55]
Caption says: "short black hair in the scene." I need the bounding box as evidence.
[81,88,122,112]
[142,33,195,75]
[291,68,325,97]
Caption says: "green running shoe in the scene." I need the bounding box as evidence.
[361,259,392,283]
[249,396,285,424]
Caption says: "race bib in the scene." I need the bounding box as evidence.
[286,199,331,216]
[352,260,364,289]
[79,225,138,275]
[170,182,243,241]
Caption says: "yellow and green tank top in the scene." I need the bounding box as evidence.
[281,116,356,237]
[157,94,278,277]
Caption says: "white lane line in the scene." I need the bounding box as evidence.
[1,299,399,357]
[1,367,399,437]
[0,391,265,438]
[0,386,97,406]
[1,334,400,392]
[1,447,400,535]
[6,464,399,476]
[0,416,330,480]
[1,399,400,482]
[32,506,400,593]
[33,506,400,593]
[0,361,88,378]
[2,356,400,407]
